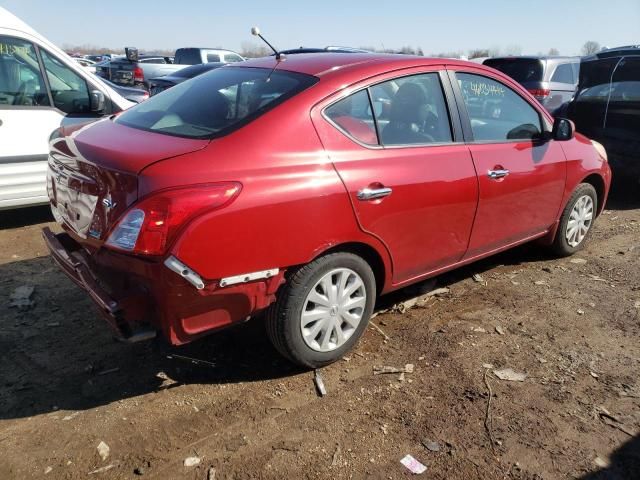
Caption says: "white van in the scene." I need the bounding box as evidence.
[0,7,134,210]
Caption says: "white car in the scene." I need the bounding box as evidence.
[74,57,97,74]
[0,7,134,210]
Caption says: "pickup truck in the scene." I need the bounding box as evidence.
[96,47,244,90]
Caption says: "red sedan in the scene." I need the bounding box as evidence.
[43,53,611,367]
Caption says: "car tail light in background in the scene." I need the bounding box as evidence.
[106,183,241,255]
[133,66,144,83]
[527,88,550,99]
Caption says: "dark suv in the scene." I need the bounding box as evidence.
[567,46,640,184]
[484,56,580,114]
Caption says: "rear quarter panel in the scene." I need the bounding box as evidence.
[139,90,393,285]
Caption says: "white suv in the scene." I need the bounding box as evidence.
[0,7,134,210]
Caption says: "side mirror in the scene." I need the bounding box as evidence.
[90,90,106,113]
[552,117,575,141]
[125,47,139,62]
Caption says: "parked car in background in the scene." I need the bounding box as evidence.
[483,56,580,114]
[95,76,149,103]
[85,54,108,63]
[148,62,225,96]
[174,47,244,64]
[96,51,176,90]
[0,7,134,210]
[43,53,610,367]
[98,47,243,90]
[277,46,370,55]
[567,46,640,184]
[74,57,96,73]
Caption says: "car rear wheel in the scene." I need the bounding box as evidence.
[551,183,598,256]
[266,252,376,368]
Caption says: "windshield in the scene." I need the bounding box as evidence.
[483,59,544,83]
[116,67,318,139]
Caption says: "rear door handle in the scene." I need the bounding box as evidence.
[357,187,392,201]
[487,169,510,179]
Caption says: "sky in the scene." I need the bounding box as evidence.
[3,0,639,56]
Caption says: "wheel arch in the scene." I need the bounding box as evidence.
[312,241,389,296]
[581,173,607,215]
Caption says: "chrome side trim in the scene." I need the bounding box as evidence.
[164,256,205,290]
[219,268,279,287]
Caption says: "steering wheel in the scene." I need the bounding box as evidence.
[13,80,36,106]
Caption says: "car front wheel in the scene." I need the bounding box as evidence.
[266,252,376,368]
[552,183,598,256]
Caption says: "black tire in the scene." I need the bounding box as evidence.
[551,183,598,257]
[266,252,376,368]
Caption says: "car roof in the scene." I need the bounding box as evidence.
[586,45,640,60]
[0,6,38,36]
[238,53,474,77]
[485,56,580,61]
[177,47,239,53]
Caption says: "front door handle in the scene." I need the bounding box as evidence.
[487,169,510,180]
[357,187,392,201]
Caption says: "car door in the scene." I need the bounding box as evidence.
[0,34,64,209]
[312,69,479,284]
[450,69,566,258]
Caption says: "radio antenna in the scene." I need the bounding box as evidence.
[251,27,285,61]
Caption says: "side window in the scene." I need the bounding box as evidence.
[551,63,575,84]
[0,36,50,107]
[224,54,244,63]
[325,89,378,145]
[456,73,542,141]
[40,49,91,114]
[207,53,221,62]
[375,73,452,146]
[140,58,166,64]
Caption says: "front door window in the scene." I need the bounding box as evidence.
[0,36,49,107]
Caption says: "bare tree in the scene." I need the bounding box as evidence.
[504,44,523,56]
[469,49,490,59]
[582,41,601,56]
[240,41,271,58]
[430,51,465,58]
[548,48,560,56]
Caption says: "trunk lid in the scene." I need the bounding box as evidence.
[47,118,208,242]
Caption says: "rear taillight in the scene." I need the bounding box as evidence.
[105,183,241,255]
[133,66,144,83]
[527,88,550,98]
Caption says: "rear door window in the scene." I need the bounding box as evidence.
[0,36,50,107]
[375,73,452,146]
[325,89,378,145]
[551,63,575,84]
[116,67,318,139]
[456,72,542,141]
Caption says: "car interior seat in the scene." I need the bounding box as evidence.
[381,82,435,145]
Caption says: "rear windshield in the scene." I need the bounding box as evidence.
[115,67,318,139]
[483,59,544,83]
[576,57,640,103]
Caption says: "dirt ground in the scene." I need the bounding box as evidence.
[1,187,639,480]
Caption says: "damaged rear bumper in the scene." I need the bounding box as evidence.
[42,227,285,345]
[42,227,156,342]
